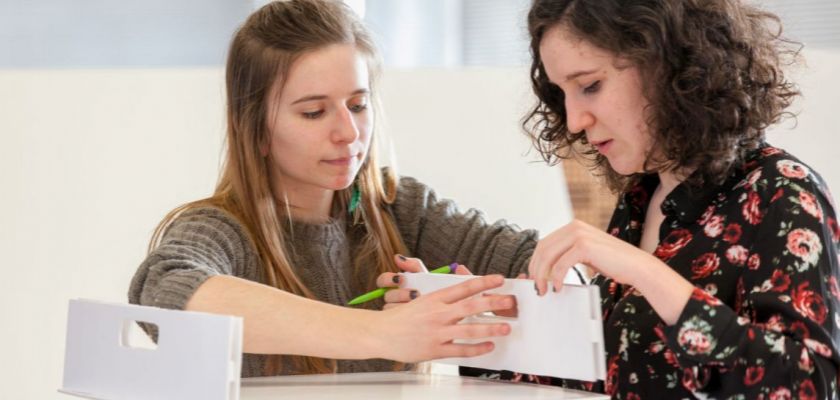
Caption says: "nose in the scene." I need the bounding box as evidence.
[565,96,595,134]
[331,106,360,143]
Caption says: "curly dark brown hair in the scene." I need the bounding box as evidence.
[524,0,802,192]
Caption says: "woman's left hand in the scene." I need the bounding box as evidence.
[528,220,650,293]
[529,220,694,324]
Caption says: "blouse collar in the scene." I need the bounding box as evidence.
[621,144,767,225]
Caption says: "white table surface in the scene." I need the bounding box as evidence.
[240,371,609,399]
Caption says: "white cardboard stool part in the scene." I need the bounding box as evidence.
[403,274,606,382]
[60,299,243,400]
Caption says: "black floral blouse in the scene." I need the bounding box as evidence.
[463,144,840,399]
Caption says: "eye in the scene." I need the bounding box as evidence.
[348,96,369,113]
[302,110,324,119]
[349,103,368,113]
[583,80,601,95]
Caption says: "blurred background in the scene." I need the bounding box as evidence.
[1,1,837,398]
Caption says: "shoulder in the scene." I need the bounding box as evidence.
[394,174,433,200]
[389,173,459,216]
[735,145,834,206]
[171,206,244,227]
[731,145,837,231]
[160,205,255,252]
[378,167,438,209]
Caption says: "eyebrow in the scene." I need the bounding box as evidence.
[290,88,369,105]
[564,69,600,82]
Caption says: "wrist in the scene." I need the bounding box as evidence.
[353,308,387,360]
[633,256,694,325]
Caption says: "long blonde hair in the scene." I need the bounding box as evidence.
[149,0,407,375]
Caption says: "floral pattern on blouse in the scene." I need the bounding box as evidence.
[463,144,840,399]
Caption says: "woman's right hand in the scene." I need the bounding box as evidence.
[377,255,471,310]
[378,254,521,317]
[373,274,513,363]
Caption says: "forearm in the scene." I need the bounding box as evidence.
[185,275,380,360]
[632,260,694,325]
[417,213,537,278]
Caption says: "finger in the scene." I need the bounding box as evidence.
[531,224,580,295]
[530,240,553,296]
[426,274,504,304]
[376,272,402,288]
[532,247,551,296]
[395,254,427,273]
[550,245,581,293]
[528,230,559,295]
[384,288,419,304]
[446,322,511,341]
[516,273,527,279]
[453,290,515,319]
[454,264,472,275]
[437,341,496,358]
[485,294,518,317]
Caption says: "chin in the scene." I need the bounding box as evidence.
[328,174,357,190]
[608,161,643,177]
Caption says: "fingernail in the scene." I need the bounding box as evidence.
[392,275,401,284]
[449,263,458,273]
[398,255,407,261]
[409,290,419,300]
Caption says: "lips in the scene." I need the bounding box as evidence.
[322,153,359,166]
[590,139,613,153]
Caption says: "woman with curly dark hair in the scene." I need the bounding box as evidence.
[518,0,840,398]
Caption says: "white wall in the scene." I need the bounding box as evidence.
[765,48,840,191]
[0,69,223,398]
[1,50,837,399]
[379,67,573,234]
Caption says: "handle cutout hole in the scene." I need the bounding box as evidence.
[120,320,158,350]
[481,293,519,319]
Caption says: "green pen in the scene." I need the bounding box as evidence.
[346,263,458,306]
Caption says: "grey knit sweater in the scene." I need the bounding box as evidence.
[128,176,537,377]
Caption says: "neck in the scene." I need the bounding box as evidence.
[271,179,335,223]
[657,170,682,196]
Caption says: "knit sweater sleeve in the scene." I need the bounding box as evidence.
[128,207,260,312]
[390,176,538,278]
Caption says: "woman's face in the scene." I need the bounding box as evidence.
[539,25,653,176]
[265,43,372,193]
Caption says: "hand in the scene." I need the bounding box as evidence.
[377,255,471,310]
[529,220,653,294]
[528,220,693,324]
[374,274,513,363]
[377,255,521,317]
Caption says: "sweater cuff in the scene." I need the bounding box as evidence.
[664,287,744,366]
[147,269,219,311]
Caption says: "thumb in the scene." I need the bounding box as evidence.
[394,254,427,273]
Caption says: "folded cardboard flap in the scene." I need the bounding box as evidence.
[60,299,243,400]
[402,274,606,381]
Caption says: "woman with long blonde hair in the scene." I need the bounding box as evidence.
[129,0,536,377]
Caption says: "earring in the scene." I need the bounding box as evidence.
[348,182,363,225]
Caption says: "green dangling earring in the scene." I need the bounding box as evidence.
[348,182,362,224]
